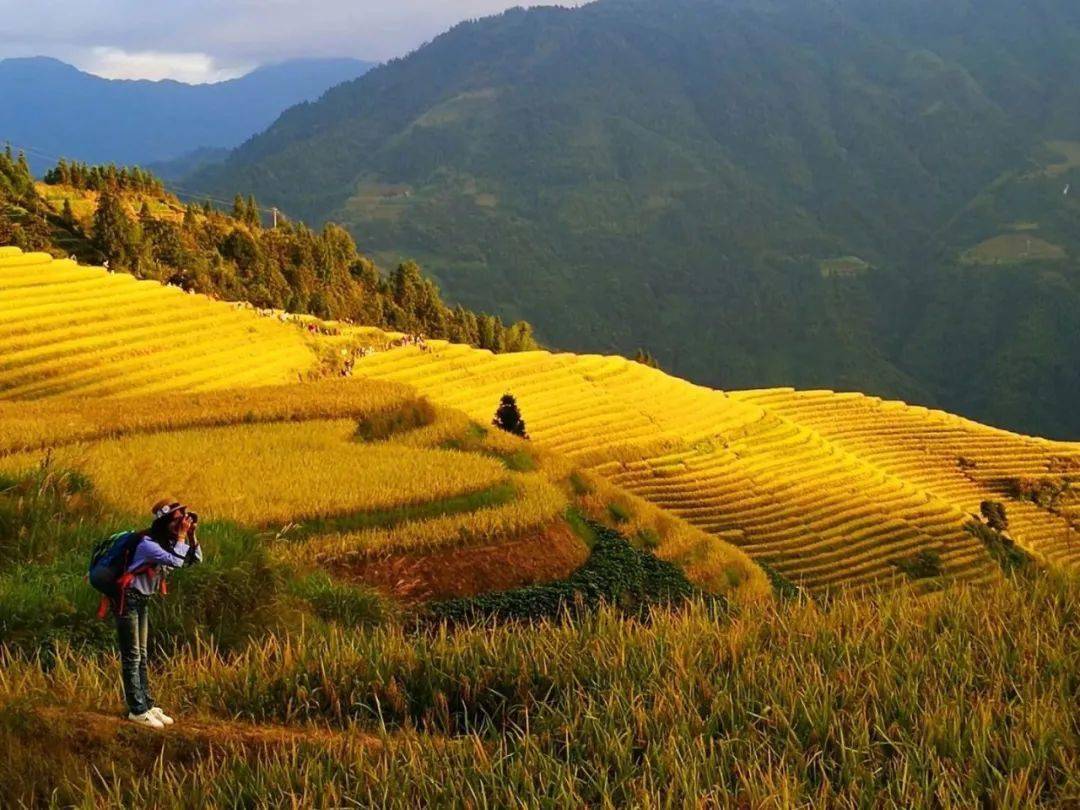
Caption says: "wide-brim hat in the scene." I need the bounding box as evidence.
[151,499,187,520]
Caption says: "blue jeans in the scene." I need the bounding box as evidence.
[115,597,154,715]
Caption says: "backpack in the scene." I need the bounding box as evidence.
[87,530,139,595]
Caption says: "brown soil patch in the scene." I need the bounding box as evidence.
[327,520,589,602]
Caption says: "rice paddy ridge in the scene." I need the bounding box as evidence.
[0,365,761,602]
[0,249,319,397]
[730,388,1080,569]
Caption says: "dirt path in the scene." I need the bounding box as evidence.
[29,706,380,753]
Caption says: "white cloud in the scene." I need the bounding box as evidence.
[82,46,253,83]
[0,1,594,80]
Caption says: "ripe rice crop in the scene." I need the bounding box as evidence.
[349,346,1080,589]
[0,250,318,397]
[291,474,568,560]
[5,420,507,527]
[0,378,415,456]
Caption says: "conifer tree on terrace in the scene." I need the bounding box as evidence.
[493,393,528,438]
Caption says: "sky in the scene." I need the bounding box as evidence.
[0,0,589,83]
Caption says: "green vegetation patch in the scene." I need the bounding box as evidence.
[960,233,1066,265]
[1006,476,1074,510]
[426,524,701,624]
[819,256,872,277]
[288,572,389,628]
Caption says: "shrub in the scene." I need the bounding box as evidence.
[635,528,661,550]
[980,500,1009,531]
[1006,477,1068,509]
[568,472,594,496]
[354,398,436,442]
[607,501,633,524]
[0,557,113,653]
[152,522,289,650]
[964,520,1033,575]
[0,459,100,569]
[891,549,943,580]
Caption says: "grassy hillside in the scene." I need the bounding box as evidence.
[1,250,1078,805]
[196,0,1080,439]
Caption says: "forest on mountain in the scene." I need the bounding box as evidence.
[0,152,537,352]
[196,0,1080,438]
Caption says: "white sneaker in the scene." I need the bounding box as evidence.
[150,707,175,726]
[128,710,164,729]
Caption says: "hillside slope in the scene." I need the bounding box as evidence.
[195,0,1080,438]
[0,248,318,395]
[2,248,1076,592]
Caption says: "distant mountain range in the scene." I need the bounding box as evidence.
[0,56,373,173]
[195,0,1080,438]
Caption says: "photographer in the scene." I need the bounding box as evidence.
[110,500,203,729]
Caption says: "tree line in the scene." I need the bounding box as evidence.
[1,155,538,353]
[0,147,52,251]
[43,160,166,196]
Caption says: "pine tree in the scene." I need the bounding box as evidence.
[93,187,137,268]
[246,195,260,228]
[60,198,77,229]
[493,393,528,438]
[634,348,661,369]
[505,321,537,352]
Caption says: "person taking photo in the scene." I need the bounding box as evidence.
[88,499,203,729]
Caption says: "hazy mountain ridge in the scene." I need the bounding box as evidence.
[196,0,1080,438]
[0,56,374,171]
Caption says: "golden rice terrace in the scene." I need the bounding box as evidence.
[2,248,1078,592]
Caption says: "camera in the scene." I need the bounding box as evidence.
[187,511,199,525]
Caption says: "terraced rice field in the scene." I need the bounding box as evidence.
[3,248,1078,592]
[0,250,318,397]
[729,389,1080,570]
[351,345,1080,590]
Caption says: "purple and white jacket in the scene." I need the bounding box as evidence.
[125,535,202,595]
